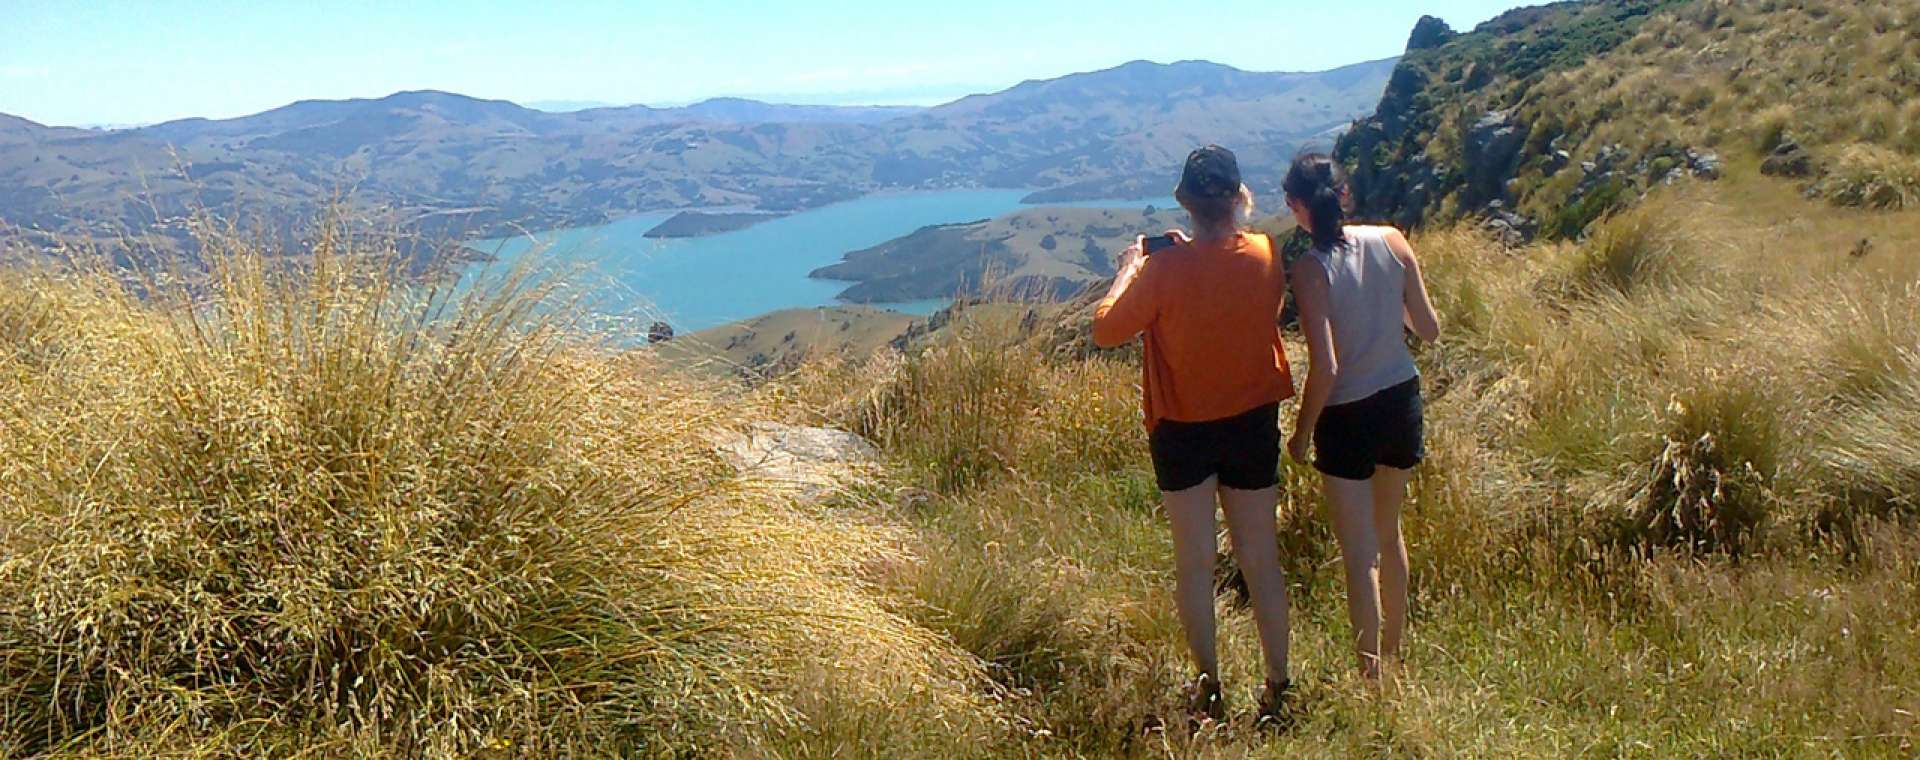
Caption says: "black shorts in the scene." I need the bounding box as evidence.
[1313,376,1424,481]
[1148,403,1282,492]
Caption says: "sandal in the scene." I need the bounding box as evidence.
[1184,672,1226,729]
[1255,677,1299,733]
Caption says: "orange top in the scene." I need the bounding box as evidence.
[1092,232,1295,431]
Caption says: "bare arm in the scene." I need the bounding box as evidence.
[1384,228,1441,343]
[1091,240,1153,348]
[1287,255,1338,461]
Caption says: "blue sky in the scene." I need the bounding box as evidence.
[2,0,1525,127]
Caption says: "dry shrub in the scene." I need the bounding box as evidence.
[0,231,998,756]
[1622,376,1785,555]
[1814,143,1920,210]
[835,305,1141,493]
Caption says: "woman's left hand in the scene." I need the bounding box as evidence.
[1286,428,1311,464]
[1115,241,1144,272]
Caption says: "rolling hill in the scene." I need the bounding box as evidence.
[0,58,1393,260]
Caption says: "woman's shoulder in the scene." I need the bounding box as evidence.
[1343,224,1400,240]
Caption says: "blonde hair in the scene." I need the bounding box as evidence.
[1177,183,1255,230]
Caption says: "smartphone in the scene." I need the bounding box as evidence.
[1141,234,1178,255]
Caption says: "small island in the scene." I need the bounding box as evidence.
[643,211,786,238]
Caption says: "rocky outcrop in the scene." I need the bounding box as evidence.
[1335,2,1695,240]
[1462,110,1527,210]
[1482,202,1537,247]
[1406,15,1456,51]
[716,422,881,504]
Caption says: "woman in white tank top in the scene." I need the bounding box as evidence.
[1282,153,1443,680]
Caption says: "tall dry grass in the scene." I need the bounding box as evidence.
[0,227,1002,757]
[3,163,1917,756]
[779,172,1920,755]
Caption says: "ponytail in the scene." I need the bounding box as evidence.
[1283,153,1349,252]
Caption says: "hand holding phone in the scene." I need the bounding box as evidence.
[1141,234,1178,255]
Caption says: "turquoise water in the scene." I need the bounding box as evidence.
[465,190,1175,333]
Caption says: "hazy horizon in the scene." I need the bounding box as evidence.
[39,54,1403,131]
[3,0,1522,127]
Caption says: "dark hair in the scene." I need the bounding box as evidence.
[1283,153,1349,251]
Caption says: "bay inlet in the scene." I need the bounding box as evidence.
[465,190,1173,334]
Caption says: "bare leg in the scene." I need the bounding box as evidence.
[1163,477,1221,678]
[1220,485,1291,685]
[1372,466,1414,662]
[1324,474,1382,678]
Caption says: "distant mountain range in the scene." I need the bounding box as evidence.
[523,98,925,122]
[0,57,1395,258]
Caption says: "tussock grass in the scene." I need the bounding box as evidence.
[1814,143,1920,210]
[824,304,1142,494]
[0,227,1001,757]
[1624,374,1784,553]
[1551,195,1713,297]
[1818,350,1920,531]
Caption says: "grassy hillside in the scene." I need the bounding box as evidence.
[2,165,1916,756]
[782,163,1920,756]
[659,304,924,374]
[1338,0,1920,238]
[813,205,1185,302]
[5,3,1920,756]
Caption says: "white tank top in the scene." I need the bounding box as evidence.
[1305,226,1419,406]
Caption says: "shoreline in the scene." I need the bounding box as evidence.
[462,184,1173,249]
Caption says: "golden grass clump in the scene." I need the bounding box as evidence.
[1813,143,1920,210]
[0,229,999,757]
[1819,357,1920,524]
[1549,194,1712,298]
[820,305,1143,494]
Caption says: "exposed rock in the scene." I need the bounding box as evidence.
[1544,150,1573,176]
[716,422,881,504]
[1407,15,1456,50]
[647,321,676,343]
[1761,140,1814,178]
[1570,143,1631,204]
[1482,202,1538,246]
[1462,110,1527,208]
[1686,149,1723,180]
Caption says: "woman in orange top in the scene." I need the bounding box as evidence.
[1092,145,1297,728]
